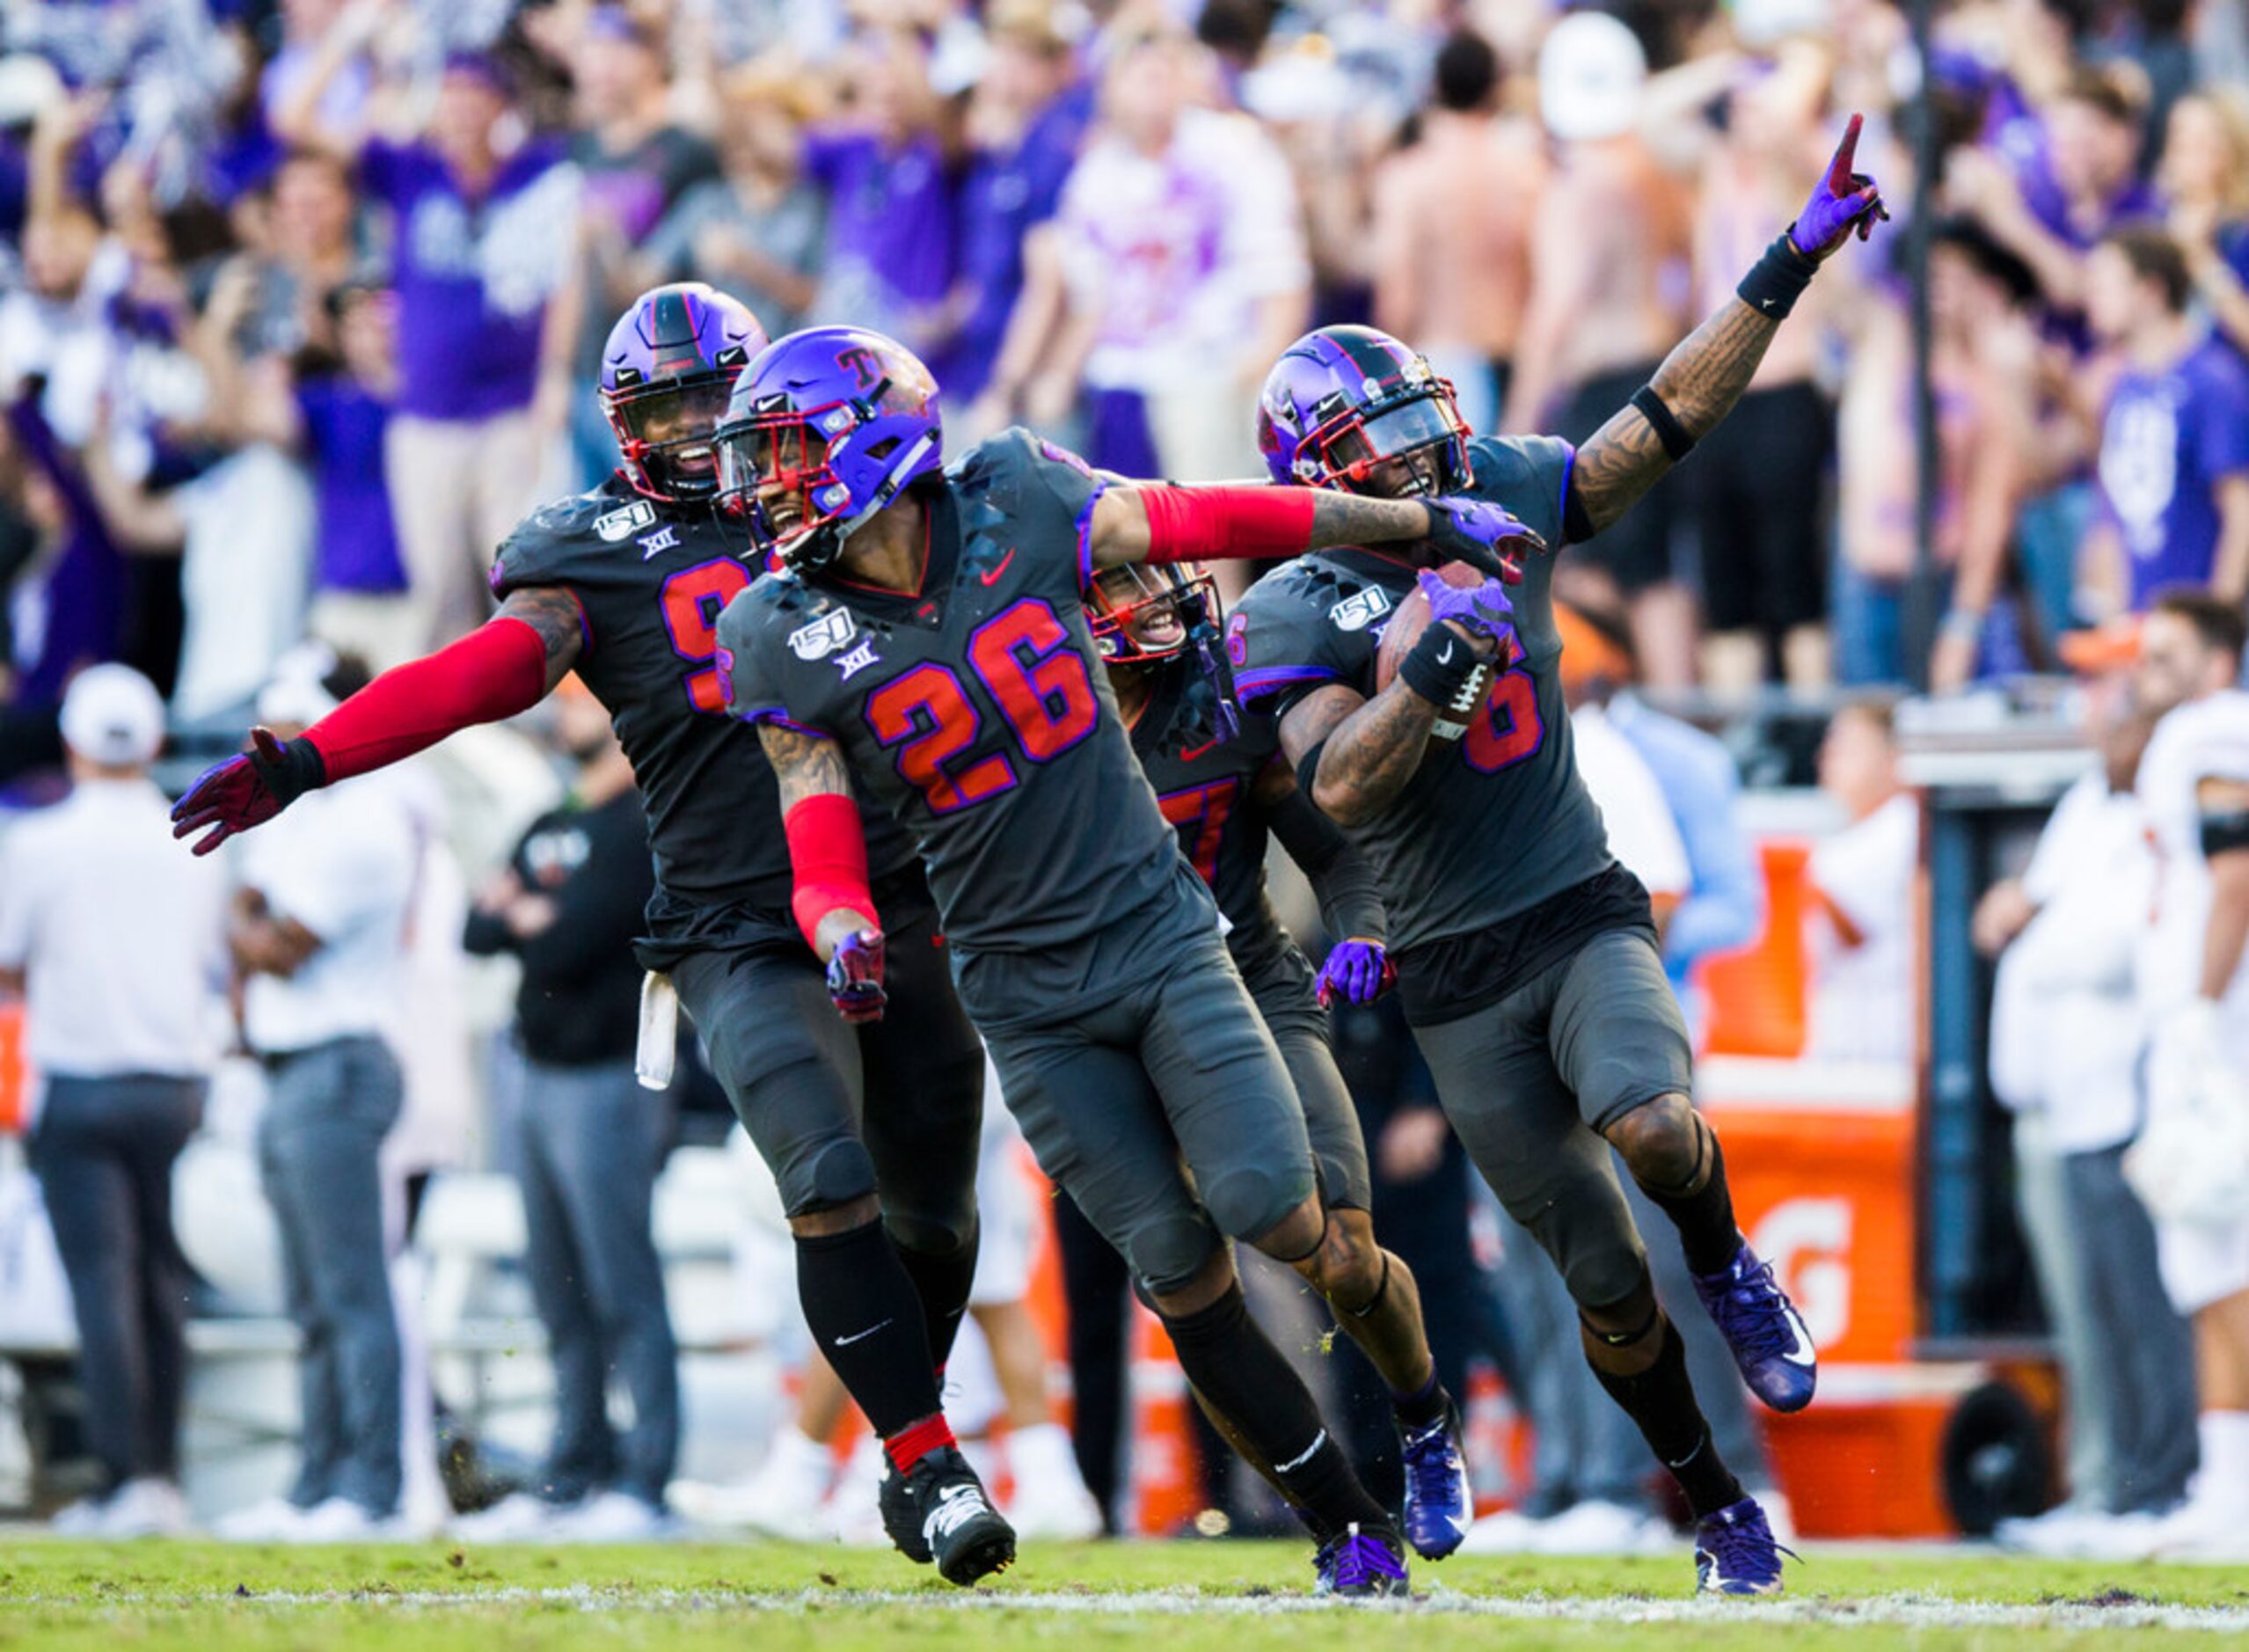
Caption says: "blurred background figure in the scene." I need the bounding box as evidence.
[276,44,578,648]
[456,676,675,1543]
[1982,681,2196,1556]
[217,654,417,1541]
[1806,702,1918,1063]
[1507,11,1693,687]
[1369,26,1540,440]
[0,665,223,1536]
[2080,229,2249,613]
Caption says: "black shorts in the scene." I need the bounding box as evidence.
[668,879,984,1254]
[1241,947,1373,1213]
[1692,380,1831,636]
[1558,360,1676,595]
[960,913,1315,1296]
[1410,929,1690,1310]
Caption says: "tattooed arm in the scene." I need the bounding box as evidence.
[1567,297,1782,539]
[757,722,875,961]
[1281,678,1445,828]
[1569,115,1885,540]
[497,586,591,691]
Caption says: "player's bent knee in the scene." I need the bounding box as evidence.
[885,1206,978,1260]
[1132,1214,1225,1302]
[780,1136,880,1223]
[1307,1210,1384,1307]
[1147,1242,1238,1319]
[1605,1093,1703,1191]
[1207,1166,1318,1256]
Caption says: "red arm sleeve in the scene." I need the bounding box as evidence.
[303,617,552,781]
[1138,484,1318,565]
[785,792,879,951]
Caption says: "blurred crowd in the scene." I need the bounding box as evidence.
[0,0,2245,723]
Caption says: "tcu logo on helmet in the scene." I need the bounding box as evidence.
[836,346,884,391]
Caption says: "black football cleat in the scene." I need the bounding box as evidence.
[883,1446,1016,1585]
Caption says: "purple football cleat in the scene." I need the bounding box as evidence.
[1397,1407,1471,1561]
[1312,1523,1411,1598]
[1694,1496,1793,1597]
[1692,1237,1817,1414]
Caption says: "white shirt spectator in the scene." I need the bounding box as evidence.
[1569,703,1690,903]
[1056,107,1309,391]
[1989,771,2153,1153]
[1806,793,1920,1062]
[0,778,227,1078]
[2137,688,2249,1035]
[171,444,314,722]
[237,778,415,1055]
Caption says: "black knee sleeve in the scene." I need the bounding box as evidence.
[891,1215,979,1371]
[793,1220,940,1439]
[1632,1122,1742,1276]
[1161,1283,1385,1542]
[1586,1319,1742,1518]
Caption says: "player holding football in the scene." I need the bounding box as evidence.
[712,327,1533,1594]
[169,286,1015,1584]
[1227,120,1886,1596]
[1084,561,1471,1556]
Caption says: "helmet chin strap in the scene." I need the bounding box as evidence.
[822,431,938,556]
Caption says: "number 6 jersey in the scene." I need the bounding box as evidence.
[718,429,1211,969]
[489,473,915,962]
[1230,434,1649,1023]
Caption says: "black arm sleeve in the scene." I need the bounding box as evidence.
[1267,783,1387,945]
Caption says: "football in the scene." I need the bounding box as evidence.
[1375,561,1496,730]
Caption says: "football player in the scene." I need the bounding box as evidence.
[171,286,1014,1584]
[712,326,1530,1595]
[1084,561,1471,1557]
[1226,119,1887,1596]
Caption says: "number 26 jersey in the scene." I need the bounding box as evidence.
[717,428,1207,961]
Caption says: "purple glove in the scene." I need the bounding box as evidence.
[826,928,887,1024]
[1418,567,1518,660]
[1789,113,1888,261]
[171,727,325,857]
[1423,498,1544,584]
[1316,939,1396,1009]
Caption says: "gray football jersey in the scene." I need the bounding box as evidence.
[1230,435,1617,954]
[719,429,1212,962]
[489,475,915,924]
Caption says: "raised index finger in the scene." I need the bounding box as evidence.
[1826,113,1864,196]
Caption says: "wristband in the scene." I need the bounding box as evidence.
[263,735,329,805]
[1398,623,1490,736]
[1736,233,1818,321]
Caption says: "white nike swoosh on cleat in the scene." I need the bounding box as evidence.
[835,1318,894,1347]
[1779,1313,1816,1367]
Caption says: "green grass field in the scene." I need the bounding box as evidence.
[4,1539,2247,1651]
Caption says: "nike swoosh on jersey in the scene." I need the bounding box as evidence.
[980,548,1017,586]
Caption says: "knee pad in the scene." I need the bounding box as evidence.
[1201,1163,1315,1252]
[884,1207,977,1261]
[782,1135,879,1217]
[1128,1212,1222,1297]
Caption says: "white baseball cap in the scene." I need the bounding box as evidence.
[60,663,167,768]
[1538,12,1647,143]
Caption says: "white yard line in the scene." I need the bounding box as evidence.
[20,1584,2249,1632]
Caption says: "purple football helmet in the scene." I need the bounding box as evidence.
[714,326,943,571]
[600,282,768,503]
[1258,325,1471,498]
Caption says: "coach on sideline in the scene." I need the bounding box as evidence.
[0,666,228,1537]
